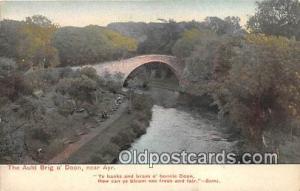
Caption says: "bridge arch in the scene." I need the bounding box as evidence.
[90,54,184,86]
[123,60,181,86]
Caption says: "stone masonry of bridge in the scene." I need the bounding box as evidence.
[77,54,186,86]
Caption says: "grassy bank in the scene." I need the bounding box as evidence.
[65,93,153,163]
[0,65,126,163]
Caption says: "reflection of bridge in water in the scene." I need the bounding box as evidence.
[78,54,186,86]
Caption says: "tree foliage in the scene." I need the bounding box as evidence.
[137,20,182,54]
[204,16,243,36]
[174,6,300,142]
[17,15,60,68]
[172,28,218,59]
[247,0,300,40]
[212,34,300,141]
[0,20,24,59]
[0,57,32,103]
[52,25,137,66]
[102,28,137,52]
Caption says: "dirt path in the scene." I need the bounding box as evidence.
[48,101,128,163]
[66,107,135,163]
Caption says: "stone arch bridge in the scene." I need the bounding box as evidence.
[79,54,186,86]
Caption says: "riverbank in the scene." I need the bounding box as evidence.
[0,67,149,164]
[64,94,153,163]
[50,87,217,164]
[129,88,300,163]
[48,100,129,163]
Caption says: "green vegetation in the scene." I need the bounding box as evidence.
[247,0,300,40]
[0,57,32,104]
[18,15,60,68]
[0,0,299,161]
[171,0,300,146]
[0,15,60,70]
[0,65,124,163]
[88,94,153,164]
[109,17,244,55]
[213,35,300,143]
[137,19,181,54]
[172,29,216,59]
[52,25,137,66]
[0,15,137,68]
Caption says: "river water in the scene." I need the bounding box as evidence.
[127,87,244,164]
[130,105,240,155]
[123,86,300,164]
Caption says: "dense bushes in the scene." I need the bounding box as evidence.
[0,14,247,69]
[68,76,97,104]
[0,16,138,69]
[0,57,32,104]
[247,0,300,40]
[213,35,300,141]
[98,71,124,93]
[110,17,244,55]
[54,67,99,105]
[177,30,300,143]
[80,67,99,81]
[0,20,24,59]
[18,15,60,68]
[132,94,153,112]
[25,68,67,91]
[170,0,300,144]
[0,63,124,162]
[0,73,32,101]
[52,25,137,66]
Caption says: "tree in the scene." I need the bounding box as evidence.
[17,15,60,68]
[172,28,217,59]
[247,0,300,40]
[224,16,243,35]
[102,28,137,54]
[204,16,243,36]
[0,57,32,103]
[52,25,137,66]
[0,20,24,59]
[80,67,99,81]
[0,57,17,78]
[213,34,300,143]
[137,20,182,54]
[212,37,241,81]
[25,15,54,27]
[68,76,97,104]
[172,28,220,83]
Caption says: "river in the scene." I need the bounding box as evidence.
[130,104,240,154]
[127,87,300,164]
[128,87,243,163]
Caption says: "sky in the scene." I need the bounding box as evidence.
[0,0,259,27]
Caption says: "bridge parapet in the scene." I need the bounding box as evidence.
[78,54,185,85]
